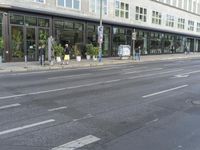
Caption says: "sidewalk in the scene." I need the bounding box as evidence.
[0,53,200,73]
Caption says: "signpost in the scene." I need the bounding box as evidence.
[98,0,103,63]
[132,29,136,60]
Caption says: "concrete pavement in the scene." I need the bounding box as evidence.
[0,53,200,73]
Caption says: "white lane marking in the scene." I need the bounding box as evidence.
[104,79,122,83]
[48,106,67,112]
[0,69,184,100]
[123,68,163,74]
[173,74,189,78]
[0,87,67,100]
[51,135,100,150]
[73,114,93,122]
[48,73,91,80]
[0,119,55,136]
[179,70,200,76]
[142,85,188,98]
[128,69,184,80]
[172,70,200,79]
[145,118,159,125]
[122,66,147,71]
[0,103,21,110]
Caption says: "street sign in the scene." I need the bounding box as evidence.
[132,32,136,40]
[98,26,104,43]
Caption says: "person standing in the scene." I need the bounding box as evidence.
[64,44,70,65]
[135,46,141,61]
[39,44,45,66]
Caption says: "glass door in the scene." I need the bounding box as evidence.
[26,27,36,61]
[11,26,24,61]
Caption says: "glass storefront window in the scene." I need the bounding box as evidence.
[64,21,73,29]
[0,14,2,23]
[112,27,132,56]
[87,24,98,47]
[74,23,83,31]
[10,14,24,25]
[11,26,24,59]
[55,20,64,28]
[149,32,162,54]
[38,18,50,27]
[54,19,84,57]
[25,16,37,26]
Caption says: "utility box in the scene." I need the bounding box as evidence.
[118,45,131,59]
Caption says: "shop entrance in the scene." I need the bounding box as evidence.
[26,27,37,61]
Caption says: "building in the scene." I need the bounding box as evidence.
[0,0,200,62]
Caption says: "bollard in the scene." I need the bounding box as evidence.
[42,54,44,66]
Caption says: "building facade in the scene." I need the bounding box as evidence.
[0,0,200,62]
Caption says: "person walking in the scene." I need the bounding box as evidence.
[64,43,70,65]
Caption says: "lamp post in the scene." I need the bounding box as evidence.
[98,0,103,62]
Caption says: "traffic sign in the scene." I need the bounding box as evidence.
[98,26,104,43]
[132,32,136,40]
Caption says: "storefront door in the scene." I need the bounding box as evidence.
[26,27,37,61]
[10,25,24,61]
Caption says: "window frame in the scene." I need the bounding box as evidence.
[115,0,129,19]
[135,6,147,22]
[89,0,108,15]
[34,0,46,4]
[57,0,81,10]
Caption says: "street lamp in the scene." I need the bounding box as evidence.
[98,0,103,62]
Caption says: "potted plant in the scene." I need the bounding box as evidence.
[85,44,93,60]
[53,44,64,63]
[74,45,81,62]
[92,47,99,61]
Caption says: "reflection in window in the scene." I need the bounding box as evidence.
[10,14,24,25]
[177,18,185,29]
[25,16,37,26]
[38,18,49,27]
[90,0,108,15]
[11,26,24,59]
[115,0,129,19]
[135,6,147,22]
[166,14,174,27]
[152,11,162,25]
[188,20,194,31]
[34,0,45,3]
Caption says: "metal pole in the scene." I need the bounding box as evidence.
[132,29,136,60]
[99,0,103,62]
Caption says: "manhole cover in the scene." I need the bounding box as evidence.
[191,100,200,105]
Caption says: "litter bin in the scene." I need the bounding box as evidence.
[0,56,2,63]
[118,45,131,59]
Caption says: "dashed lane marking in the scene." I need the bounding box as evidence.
[0,119,55,136]
[51,135,100,150]
[0,103,21,110]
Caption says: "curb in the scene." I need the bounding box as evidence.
[0,55,200,73]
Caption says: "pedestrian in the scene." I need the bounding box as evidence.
[135,46,141,61]
[64,43,70,65]
[39,44,45,66]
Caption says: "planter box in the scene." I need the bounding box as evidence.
[93,56,97,61]
[86,55,91,60]
[76,56,81,62]
[56,56,61,63]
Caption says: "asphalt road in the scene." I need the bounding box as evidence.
[0,59,200,150]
